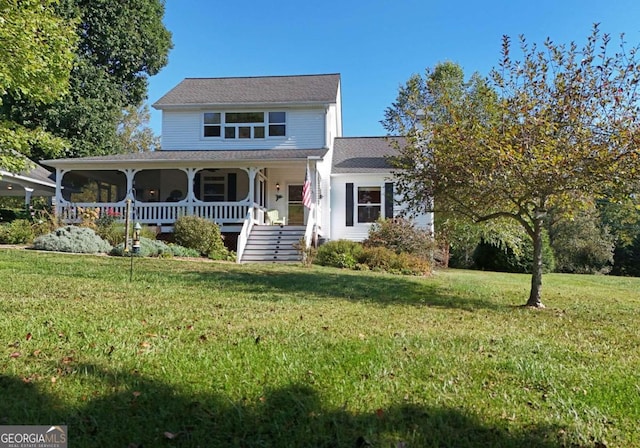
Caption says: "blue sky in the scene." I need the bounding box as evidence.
[147,0,640,139]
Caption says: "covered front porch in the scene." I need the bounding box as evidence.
[43,149,327,255]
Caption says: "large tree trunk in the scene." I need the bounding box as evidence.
[527,218,545,308]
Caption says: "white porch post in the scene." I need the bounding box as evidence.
[186,168,196,216]
[124,168,136,199]
[55,168,65,217]
[24,187,33,206]
[247,167,257,204]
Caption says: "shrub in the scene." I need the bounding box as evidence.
[473,233,555,274]
[315,239,363,269]
[364,218,435,258]
[0,220,35,244]
[548,207,614,274]
[30,208,63,239]
[0,208,18,223]
[33,226,112,254]
[95,222,126,247]
[173,216,229,259]
[294,238,317,267]
[110,237,200,258]
[76,206,101,229]
[358,246,432,276]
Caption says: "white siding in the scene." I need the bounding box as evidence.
[161,108,326,150]
[330,174,432,242]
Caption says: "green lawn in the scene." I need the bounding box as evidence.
[0,249,638,447]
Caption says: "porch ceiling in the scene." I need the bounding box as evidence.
[42,149,328,169]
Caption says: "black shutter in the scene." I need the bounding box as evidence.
[227,173,237,201]
[385,182,394,219]
[346,183,354,227]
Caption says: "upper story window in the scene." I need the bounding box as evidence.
[269,112,286,137]
[203,112,286,139]
[204,113,221,137]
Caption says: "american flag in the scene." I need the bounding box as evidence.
[302,165,312,209]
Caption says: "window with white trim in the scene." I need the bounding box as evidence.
[203,113,221,137]
[203,112,286,139]
[357,186,381,223]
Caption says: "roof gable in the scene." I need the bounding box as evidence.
[332,137,405,174]
[153,74,341,108]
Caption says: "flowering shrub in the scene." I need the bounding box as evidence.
[76,207,101,228]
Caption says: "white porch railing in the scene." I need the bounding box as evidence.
[59,201,254,226]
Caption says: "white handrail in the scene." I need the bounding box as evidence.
[237,205,256,263]
[303,203,316,248]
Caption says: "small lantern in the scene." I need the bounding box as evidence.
[132,222,141,254]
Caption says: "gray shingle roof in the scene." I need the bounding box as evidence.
[43,149,329,167]
[153,74,341,108]
[332,137,405,174]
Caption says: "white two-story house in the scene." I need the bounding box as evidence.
[43,73,432,262]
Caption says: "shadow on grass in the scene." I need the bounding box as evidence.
[0,366,564,448]
[4,249,504,311]
[184,267,504,311]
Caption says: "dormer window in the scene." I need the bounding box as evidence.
[203,112,286,139]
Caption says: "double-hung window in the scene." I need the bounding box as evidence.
[268,112,286,137]
[357,186,381,223]
[203,113,221,137]
[203,112,286,139]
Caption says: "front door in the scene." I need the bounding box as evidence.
[287,184,304,225]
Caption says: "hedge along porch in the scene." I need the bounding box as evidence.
[42,149,325,248]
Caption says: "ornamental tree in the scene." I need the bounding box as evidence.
[386,26,640,307]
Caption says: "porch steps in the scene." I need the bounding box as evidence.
[241,225,305,263]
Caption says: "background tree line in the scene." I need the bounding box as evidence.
[0,0,170,171]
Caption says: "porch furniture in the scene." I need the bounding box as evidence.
[266,209,286,226]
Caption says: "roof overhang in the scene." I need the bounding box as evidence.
[152,101,333,111]
[0,169,56,196]
[42,149,329,170]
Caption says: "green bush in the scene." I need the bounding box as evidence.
[173,216,229,260]
[473,234,555,274]
[315,239,363,269]
[364,218,434,258]
[548,208,614,274]
[110,237,200,258]
[0,219,35,244]
[33,226,112,254]
[0,208,18,223]
[358,246,432,276]
[96,222,126,246]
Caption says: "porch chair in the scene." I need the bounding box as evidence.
[266,209,286,226]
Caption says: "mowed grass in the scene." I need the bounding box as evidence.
[0,249,638,447]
